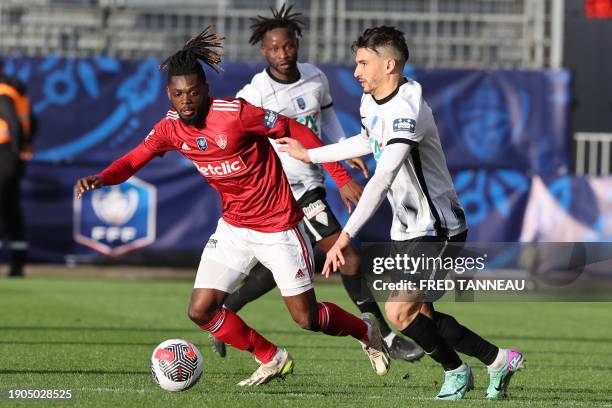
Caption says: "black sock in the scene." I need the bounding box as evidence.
[341,274,392,337]
[224,263,277,313]
[433,311,499,366]
[401,313,462,371]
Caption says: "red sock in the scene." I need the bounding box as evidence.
[200,308,277,363]
[318,302,369,342]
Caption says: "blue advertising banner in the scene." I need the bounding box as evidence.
[0,56,579,262]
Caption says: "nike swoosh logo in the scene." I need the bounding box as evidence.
[438,384,466,398]
[509,355,522,368]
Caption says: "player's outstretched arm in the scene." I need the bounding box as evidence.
[320,105,369,178]
[74,143,157,199]
[343,142,412,238]
[278,133,371,164]
[276,137,311,162]
[75,176,104,199]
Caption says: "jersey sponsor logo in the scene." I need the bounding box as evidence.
[393,118,416,133]
[181,142,191,151]
[369,136,384,161]
[296,96,306,110]
[296,111,320,134]
[196,137,208,151]
[194,156,247,178]
[263,110,279,128]
[302,199,326,219]
[206,238,217,249]
[214,134,228,149]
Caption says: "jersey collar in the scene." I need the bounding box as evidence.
[266,67,302,84]
[372,77,408,105]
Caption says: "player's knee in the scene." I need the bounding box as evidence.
[385,302,421,329]
[187,301,219,326]
[292,312,318,331]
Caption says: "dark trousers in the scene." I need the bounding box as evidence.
[0,146,27,275]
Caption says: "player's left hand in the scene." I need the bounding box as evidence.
[322,231,352,277]
[344,157,369,179]
[276,137,311,163]
[339,179,363,213]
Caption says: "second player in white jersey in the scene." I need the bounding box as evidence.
[355,79,467,240]
[279,26,523,401]
[237,62,348,200]
[304,78,467,241]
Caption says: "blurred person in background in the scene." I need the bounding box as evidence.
[0,59,34,278]
[211,3,424,363]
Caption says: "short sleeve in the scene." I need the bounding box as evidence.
[239,100,290,139]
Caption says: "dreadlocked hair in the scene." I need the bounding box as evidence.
[160,26,224,83]
[249,3,304,45]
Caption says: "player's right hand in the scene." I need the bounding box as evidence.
[75,176,104,199]
[276,137,311,163]
[339,179,364,213]
[344,157,369,179]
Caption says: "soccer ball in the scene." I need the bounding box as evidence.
[150,339,203,392]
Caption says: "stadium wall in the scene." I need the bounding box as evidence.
[1,56,610,264]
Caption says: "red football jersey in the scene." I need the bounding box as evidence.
[145,98,303,232]
[97,97,352,233]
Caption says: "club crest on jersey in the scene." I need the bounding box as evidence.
[214,134,228,149]
[296,96,306,110]
[393,118,416,133]
[196,137,208,150]
[263,110,279,128]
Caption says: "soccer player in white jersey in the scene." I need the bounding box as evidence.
[212,5,424,363]
[279,26,525,400]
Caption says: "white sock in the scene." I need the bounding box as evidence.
[487,348,506,370]
[445,362,468,374]
[384,332,396,347]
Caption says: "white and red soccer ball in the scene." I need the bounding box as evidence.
[151,339,203,392]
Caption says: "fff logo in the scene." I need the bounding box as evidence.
[74,177,157,256]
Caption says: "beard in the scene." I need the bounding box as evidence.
[179,109,205,126]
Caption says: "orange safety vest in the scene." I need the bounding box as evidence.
[0,82,31,144]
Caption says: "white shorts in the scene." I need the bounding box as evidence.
[194,218,314,296]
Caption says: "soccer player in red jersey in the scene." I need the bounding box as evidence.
[75,27,390,386]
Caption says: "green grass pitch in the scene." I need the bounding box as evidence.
[1,277,611,407]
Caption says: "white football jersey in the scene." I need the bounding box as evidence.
[359,79,467,240]
[236,63,334,200]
